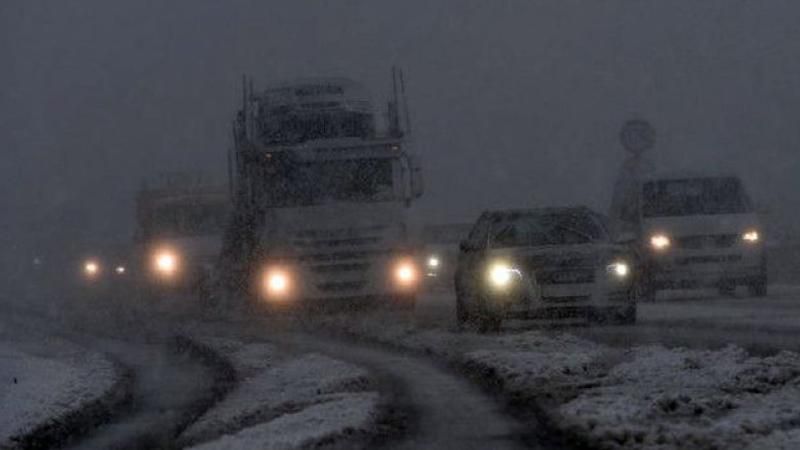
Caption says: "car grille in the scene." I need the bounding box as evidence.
[536,269,595,285]
[316,280,368,292]
[310,262,370,274]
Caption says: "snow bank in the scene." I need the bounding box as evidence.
[190,392,379,450]
[319,312,800,450]
[181,336,377,448]
[0,343,119,447]
[560,346,800,449]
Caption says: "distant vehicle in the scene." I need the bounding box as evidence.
[609,173,766,297]
[454,207,639,331]
[134,173,230,295]
[421,223,472,288]
[220,72,424,309]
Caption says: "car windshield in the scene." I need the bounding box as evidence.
[264,158,395,206]
[488,211,606,248]
[642,177,751,217]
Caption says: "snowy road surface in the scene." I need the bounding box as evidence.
[418,284,800,353]
[274,333,532,450]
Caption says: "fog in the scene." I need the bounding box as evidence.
[3,0,800,271]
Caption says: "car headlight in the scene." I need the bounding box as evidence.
[262,266,292,300]
[152,248,179,277]
[606,261,631,279]
[650,234,671,251]
[487,261,521,289]
[427,256,440,268]
[115,265,126,275]
[742,229,760,243]
[394,260,418,287]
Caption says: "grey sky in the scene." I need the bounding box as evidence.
[3,0,800,254]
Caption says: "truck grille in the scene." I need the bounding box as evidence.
[310,262,370,274]
[316,280,368,292]
[676,234,738,249]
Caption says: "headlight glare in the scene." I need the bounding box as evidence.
[488,262,520,289]
[742,230,760,243]
[606,261,630,279]
[394,260,418,287]
[263,267,292,299]
[650,234,671,250]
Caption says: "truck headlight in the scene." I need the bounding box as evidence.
[606,261,630,279]
[153,249,179,277]
[263,267,292,299]
[742,229,760,243]
[487,261,521,289]
[83,260,101,278]
[650,234,671,251]
[394,260,418,287]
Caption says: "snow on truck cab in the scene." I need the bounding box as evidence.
[135,173,230,291]
[222,73,424,307]
[610,173,766,297]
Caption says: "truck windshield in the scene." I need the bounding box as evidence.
[148,202,229,237]
[257,111,374,145]
[642,177,751,217]
[488,211,607,248]
[265,158,395,206]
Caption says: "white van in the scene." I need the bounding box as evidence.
[610,173,766,297]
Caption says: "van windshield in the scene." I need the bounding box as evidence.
[642,177,751,217]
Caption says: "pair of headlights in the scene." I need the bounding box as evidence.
[261,259,420,301]
[82,260,127,279]
[486,260,631,290]
[649,229,761,251]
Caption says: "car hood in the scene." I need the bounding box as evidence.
[487,242,626,270]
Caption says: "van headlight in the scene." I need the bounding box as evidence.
[606,261,631,279]
[742,229,760,243]
[650,234,671,251]
[487,261,521,289]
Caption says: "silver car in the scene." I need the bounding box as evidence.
[454,207,641,331]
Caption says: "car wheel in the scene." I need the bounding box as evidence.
[455,281,473,329]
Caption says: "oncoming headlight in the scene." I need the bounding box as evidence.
[394,259,419,288]
[83,260,101,278]
[742,229,760,243]
[262,267,292,300]
[650,234,671,251]
[487,262,521,289]
[606,261,631,279]
[152,248,180,278]
[427,256,440,268]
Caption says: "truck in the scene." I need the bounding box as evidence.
[220,72,424,309]
[134,172,230,296]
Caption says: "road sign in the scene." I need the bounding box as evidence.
[620,119,656,155]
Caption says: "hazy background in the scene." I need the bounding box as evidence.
[3,1,800,272]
